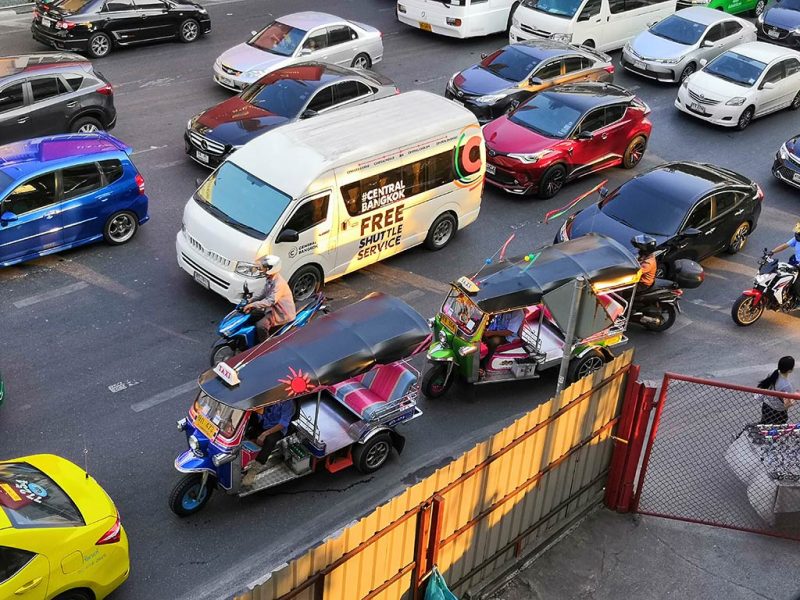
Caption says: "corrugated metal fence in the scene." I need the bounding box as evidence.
[235,350,636,600]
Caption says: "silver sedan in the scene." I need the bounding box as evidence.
[621,7,756,84]
[213,12,384,92]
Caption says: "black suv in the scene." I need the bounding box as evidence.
[0,52,116,145]
[32,0,212,58]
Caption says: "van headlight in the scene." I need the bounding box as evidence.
[235,262,261,277]
[550,32,572,42]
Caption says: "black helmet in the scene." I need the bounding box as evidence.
[631,234,657,255]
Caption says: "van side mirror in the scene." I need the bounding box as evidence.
[577,130,594,140]
[528,76,543,86]
[598,186,609,198]
[761,81,775,90]
[276,228,299,243]
[682,227,702,238]
[0,211,17,224]
[300,108,318,119]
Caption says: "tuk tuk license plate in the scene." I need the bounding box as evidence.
[439,313,458,334]
[194,271,210,289]
[194,413,218,439]
[486,163,496,175]
[420,21,432,31]
[194,150,209,164]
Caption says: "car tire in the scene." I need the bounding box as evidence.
[87,32,112,58]
[70,116,103,133]
[424,212,457,250]
[178,18,200,43]
[790,90,800,110]
[567,348,607,385]
[751,0,766,16]
[736,106,754,131]
[726,221,750,254]
[103,211,138,245]
[507,1,519,30]
[537,164,567,199]
[351,53,371,69]
[353,433,392,474]
[622,135,647,169]
[53,591,93,600]
[679,62,696,83]
[288,264,323,303]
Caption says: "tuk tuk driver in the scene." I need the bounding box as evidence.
[483,309,525,365]
[243,255,297,342]
[242,398,296,486]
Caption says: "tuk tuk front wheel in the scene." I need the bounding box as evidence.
[422,363,453,398]
[354,433,392,474]
[169,473,214,517]
[567,349,607,385]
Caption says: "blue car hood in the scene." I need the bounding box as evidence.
[763,6,800,29]
[457,65,516,95]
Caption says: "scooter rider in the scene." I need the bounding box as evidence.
[770,222,800,299]
[243,255,297,342]
[631,234,658,293]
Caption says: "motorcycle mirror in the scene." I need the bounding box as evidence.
[598,186,609,199]
[195,177,205,188]
[682,227,702,238]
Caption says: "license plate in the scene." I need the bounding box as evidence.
[193,413,218,440]
[689,102,706,115]
[195,150,209,163]
[486,163,496,175]
[793,173,800,183]
[41,16,53,27]
[768,29,779,38]
[420,21,432,31]
[194,271,210,289]
[634,60,646,70]
[218,75,234,87]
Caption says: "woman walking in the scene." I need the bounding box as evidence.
[758,356,797,425]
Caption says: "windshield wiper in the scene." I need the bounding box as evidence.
[435,0,451,7]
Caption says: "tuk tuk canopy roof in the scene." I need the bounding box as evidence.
[199,293,430,410]
[468,234,641,313]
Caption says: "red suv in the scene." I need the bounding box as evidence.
[483,83,652,198]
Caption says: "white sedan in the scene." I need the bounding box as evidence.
[675,41,800,130]
[213,12,384,92]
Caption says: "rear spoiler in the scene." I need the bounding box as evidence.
[576,44,612,65]
[97,132,134,155]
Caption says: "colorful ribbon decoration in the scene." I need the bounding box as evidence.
[543,179,609,224]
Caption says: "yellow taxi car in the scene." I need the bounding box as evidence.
[0,455,129,600]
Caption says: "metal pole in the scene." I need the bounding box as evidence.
[313,389,322,441]
[556,276,584,393]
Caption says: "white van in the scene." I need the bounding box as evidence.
[510,0,676,51]
[397,0,519,38]
[176,90,485,303]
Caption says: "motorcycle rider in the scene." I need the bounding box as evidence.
[243,255,297,342]
[770,223,800,300]
[632,234,658,293]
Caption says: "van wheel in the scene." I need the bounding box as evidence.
[289,265,322,303]
[425,213,457,250]
[507,2,519,30]
[103,211,138,245]
[71,116,103,133]
[537,164,566,199]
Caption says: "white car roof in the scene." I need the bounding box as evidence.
[675,6,743,25]
[277,12,351,30]
[731,41,800,63]
[231,91,478,199]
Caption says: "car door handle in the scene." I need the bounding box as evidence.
[66,101,78,108]
[15,577,43,594]
[734,209,744,215]
[704,228,716,235]
[317,229,330,235]
[17,116,29,124]
[44,210,59,219]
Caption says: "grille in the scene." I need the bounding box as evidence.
[788,152,800,168]
[186,235,231,267]
[181,253,230,289]
[687,89,720,106]
[519,23,550,36]
[487,167,517,186]
[221,63,242,76]
[188,131,225,155]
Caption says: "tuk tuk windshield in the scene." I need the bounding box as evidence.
[442,291,484,337]
[194,392,245,438]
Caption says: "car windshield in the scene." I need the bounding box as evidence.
[248,21,307,56]
[777,0,800,9]
[442,291,485,337]
[240,77,315,118]
[509,93,583,139]
[195,162,292,239]
[480,47,542,82]
[521,0,584,18]
[193,392,245,438]
[704,51,765,87]
[649,15,706,46]
[600,178,688,236]
[0,462,84,529]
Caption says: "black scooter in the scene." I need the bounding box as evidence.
[630,259,704,332]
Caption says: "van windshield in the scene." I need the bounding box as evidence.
[521,0,584,18]
[195,163,291,239]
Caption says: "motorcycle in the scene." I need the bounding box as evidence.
[210,283,327,366]
[630,259,704,332]
[732,249,799,326]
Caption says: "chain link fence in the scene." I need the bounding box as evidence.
[634,373,800,540]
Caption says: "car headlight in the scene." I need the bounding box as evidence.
[653,56,681,64]
[398,3,406,13]
[550,32,572,42]
[681,76,690,88]
[438,329,448,345]
[779,143,789,160]
[475,91,511,103]
[245,68,269,79]
[726,97,746,106]
[198,7,207,13]
[508,150,554,163]
[235,262,261,277]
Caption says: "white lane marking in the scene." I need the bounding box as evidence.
[55,260,141,299]
[133,145,169,155]
[140,77,177,88]
[131,380,196,413]
[109,380,141,393]
[13,282,89,308]
[145,320,201,344]
[687,298,726,313]
[400,289,425,301]
[709,363,781,379]
[151,159,185,171]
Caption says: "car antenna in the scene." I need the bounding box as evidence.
[83,443,90,480]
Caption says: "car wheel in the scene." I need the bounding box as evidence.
[507,1,519,30]
[178,18,200,43]
[353,433,392,474]
[582,39,595,48]
[726,222,750,254]
[790,90,800,110]
[53,591,93,600]
[622,135,647,169]
[103,211,138,245]
[70,116,104,133]
[288,265,323,303]
[87,32,112,58]
[751,0,766,16]
[537,164,566,199]
[736,106,754,131]
[351,53,371,69]
[424,212,457,250]
[679,62,696,83]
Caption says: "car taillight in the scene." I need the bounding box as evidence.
[604,65,615,74]
[756,183,764,201]
[96,515,121,545]
[56,20,76,29]
[394,87,400,95]
[96,83,113,96]
[135,173,145,194]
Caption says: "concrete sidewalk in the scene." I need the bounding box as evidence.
[489,509,800,600]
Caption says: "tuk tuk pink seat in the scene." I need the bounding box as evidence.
[331,363,418,420]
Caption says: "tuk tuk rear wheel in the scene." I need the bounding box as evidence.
[354,433,392,474]
[210,341,237,367]
[422,363,453,398]
[567,349,607,385]
[169,473,214,517]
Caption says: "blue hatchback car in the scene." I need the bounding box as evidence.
[0,133,148,267]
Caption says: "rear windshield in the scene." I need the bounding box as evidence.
[480,47,542,82]
[600,178,687,236]
[248,21,307,56]
[0,462,84,528]
[57,0,99,14]
[649,15,706,46]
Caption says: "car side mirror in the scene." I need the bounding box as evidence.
[761,81,775,90]
[528,76,543,86]
[682,227,702,238]
[577,130,594,140]
[480,52,488,59]
[300,108,318,119]
[195,176,205,187]
[276,228,299,243]
[299,47,313,56]
[250,30,257,36]
[598,186,609,198]
[699,58,708,67]
[702,39,715,48]
[0,211,17,224]
[646,20,657,27]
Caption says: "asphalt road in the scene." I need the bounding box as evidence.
[1,1,800,598]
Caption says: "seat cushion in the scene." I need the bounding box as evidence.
[364,363,417,403]
[331,381,386,420]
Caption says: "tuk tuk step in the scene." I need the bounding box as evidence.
[240,461,304,495]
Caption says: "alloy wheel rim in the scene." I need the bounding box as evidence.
[756,0,765,14]
[78,123,99,133]
[629,140,644,165]
[738,297,761,324]
[681,66,694,82]
[732,224,749,251]
[365,441,390,469]
[792,93,800,109]
[92,36,109,55]
[354,56,369,68]
[433,220,453,246]
[182,483,207,510]
[183,21,198,40]
[578,356,603,378]
[739,109,752,128]
[547,171,564,196]
[109,214,134,242]
[293,273,317,301]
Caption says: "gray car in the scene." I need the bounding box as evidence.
[621,7,756,83]
[0,52,116,144]
[213,12,384,92]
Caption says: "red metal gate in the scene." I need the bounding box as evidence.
[607,372,800,540]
